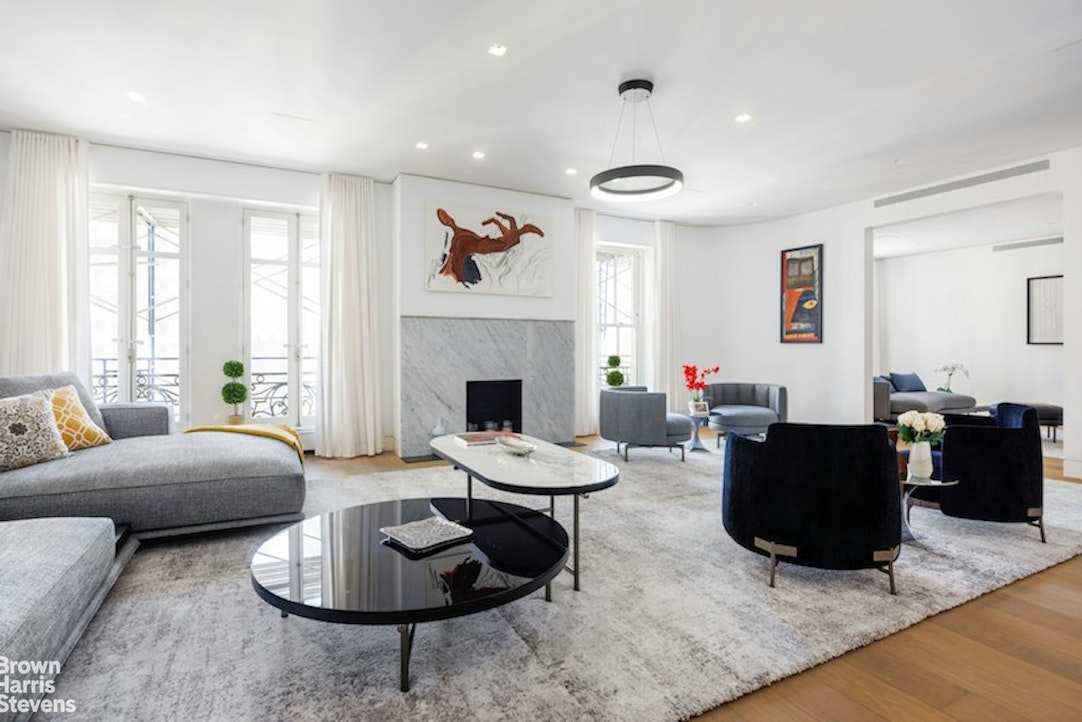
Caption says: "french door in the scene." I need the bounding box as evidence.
[88,194,188,421]
[244,210,319,433]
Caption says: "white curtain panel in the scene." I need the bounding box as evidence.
[654,220,680,409]
[316,174,383,457]
[0,130,88,376]
[573,208,598,436]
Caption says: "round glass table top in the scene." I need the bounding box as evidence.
[250,497,569,625]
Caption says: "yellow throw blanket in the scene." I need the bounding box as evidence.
[185,423,305,464]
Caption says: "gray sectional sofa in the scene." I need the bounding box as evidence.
[872,376,978,421]
[0,372,306,721]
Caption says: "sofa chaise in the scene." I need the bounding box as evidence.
[0,372,306,537]
[873,372,977,422]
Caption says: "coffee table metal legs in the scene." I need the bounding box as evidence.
[398,623,416,692]
[572,495,580,591]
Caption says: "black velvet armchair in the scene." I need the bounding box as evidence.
[723,423,901,593]
[908,403,1045,541]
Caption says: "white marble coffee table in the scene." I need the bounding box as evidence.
[430,433,619,591]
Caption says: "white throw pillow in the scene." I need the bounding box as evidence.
[0,391,70,472]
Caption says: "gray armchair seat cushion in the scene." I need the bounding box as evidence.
[665,413,694,439]
[0,517,115,686]
[708,405,778,433]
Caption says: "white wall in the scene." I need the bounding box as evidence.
[90,145,319,207]
[0,132,9,214]
[674,148,1082,477]
[596,213,655,248]
[876,242,1063,405]
[675,202,871,424]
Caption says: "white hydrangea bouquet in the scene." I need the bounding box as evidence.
[896,410,946,444]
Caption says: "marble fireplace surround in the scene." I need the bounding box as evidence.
[398,316,575,460]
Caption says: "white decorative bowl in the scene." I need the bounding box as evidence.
[496,435,537,456]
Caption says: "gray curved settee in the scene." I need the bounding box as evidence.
[704,382,788,446]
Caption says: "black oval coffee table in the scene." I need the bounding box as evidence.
[250,497,569,691]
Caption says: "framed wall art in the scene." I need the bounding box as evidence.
[780,243,823,343]
[424,203,554,297]
[1027,274,1063,345]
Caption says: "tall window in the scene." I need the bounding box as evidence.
[245,210,319,430]
[88,194,188,421]
[596,246,642,385]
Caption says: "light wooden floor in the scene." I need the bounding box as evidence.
[306,436,1082,721]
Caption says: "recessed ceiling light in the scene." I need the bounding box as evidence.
[415,141,429,150]
[127,91,147,104]
[892,157,905,165]
[488,44,507,57]
[734,113,752,123]
[472,151,486,159]
[565,168,578,176]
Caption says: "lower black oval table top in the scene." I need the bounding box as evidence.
[250,497,569,625]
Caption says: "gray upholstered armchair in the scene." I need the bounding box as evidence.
[599,387,693,461]
[704,382,787,446]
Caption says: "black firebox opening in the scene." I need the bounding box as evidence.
[466,380,522,433]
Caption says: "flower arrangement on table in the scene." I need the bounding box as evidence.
[897,410,945,480]
[933,362,969,392]
[682,364,720,415]
[896,410,946,445]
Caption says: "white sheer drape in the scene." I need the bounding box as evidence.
[574,209,598,436]
[316,174,383,457]
[654,221,680,408]
[0,130,88,376]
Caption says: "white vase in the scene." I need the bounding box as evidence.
[908,440,933,480]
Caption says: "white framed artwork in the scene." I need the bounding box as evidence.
[425,203,553,297]
[1027,275,1063,345]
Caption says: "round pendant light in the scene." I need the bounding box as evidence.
[590,79,684,202]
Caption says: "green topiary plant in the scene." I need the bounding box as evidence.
[606,369,625,387]
[607,355,621,369]
[221,360,248,418]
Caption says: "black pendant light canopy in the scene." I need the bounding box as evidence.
[590,79,684,202]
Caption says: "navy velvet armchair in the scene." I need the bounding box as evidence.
[908,403,1045,541]
[723,423,901,593]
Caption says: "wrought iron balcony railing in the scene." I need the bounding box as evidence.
[91,356,317,420]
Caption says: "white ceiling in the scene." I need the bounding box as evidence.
[1,1,1082,226]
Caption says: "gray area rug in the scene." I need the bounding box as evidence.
[42,448,1082,721]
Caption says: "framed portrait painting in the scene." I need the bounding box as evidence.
[780,244,822,343]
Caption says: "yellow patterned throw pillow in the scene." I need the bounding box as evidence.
[51,385,112,451]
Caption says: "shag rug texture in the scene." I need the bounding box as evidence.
[41,447,1082,721]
